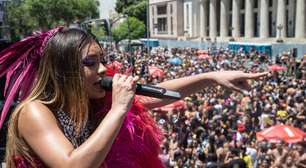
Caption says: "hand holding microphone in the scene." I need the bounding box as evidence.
[101,76,181,100]
[109,74,139,113]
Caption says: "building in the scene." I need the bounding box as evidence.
[149,0,306,42]
[149,0,184,39]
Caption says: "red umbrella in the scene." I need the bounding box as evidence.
[197,49,208,55]
[156,100,186,112]
[148,66,165,78]
[268,65,287,71]
[256,124,306,143]
[198,54,210,59]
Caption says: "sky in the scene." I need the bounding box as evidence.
[99,0,117,19]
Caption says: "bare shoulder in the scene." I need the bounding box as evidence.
[18,100,58,137]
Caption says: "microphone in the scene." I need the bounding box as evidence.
[100,76,181,100]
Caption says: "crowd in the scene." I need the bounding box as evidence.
[106,46,306,168]
[0,40,305,167]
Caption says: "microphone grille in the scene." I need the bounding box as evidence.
[100,76,113,91]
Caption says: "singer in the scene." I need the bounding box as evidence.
[0,27,268,168]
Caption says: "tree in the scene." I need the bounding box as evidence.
[115,0,147,23]
[6,1,37,41]
[6,0,99,41]
[111,17,145,43]
[90,23,106,40]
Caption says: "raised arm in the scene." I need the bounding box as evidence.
[140,71,268,109]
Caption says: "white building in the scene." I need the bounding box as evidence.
[149,0,306,42]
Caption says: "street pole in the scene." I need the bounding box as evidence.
[147,0,150,57]
[126,15,131,56]
[108,19,113,52]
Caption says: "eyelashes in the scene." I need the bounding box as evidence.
[82,57,108,67]
[82,58,96,66]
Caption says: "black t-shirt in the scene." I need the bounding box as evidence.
[227,158,247,168]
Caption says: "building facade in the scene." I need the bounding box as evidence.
[149,0,184,39]
[149,0,306,42]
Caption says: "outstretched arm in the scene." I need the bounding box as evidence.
[139,71,268,109]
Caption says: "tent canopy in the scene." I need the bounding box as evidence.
[140,38,159,47]
[228,42,272,57]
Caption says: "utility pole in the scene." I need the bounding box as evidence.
[146,0,150,57]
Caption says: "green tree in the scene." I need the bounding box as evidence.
[6,0,99,41]
[111,17,145,43]
[115,0,147,23]
[90,23,106,40]
[6,1,37,41]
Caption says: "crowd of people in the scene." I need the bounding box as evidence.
[106,46,306,168]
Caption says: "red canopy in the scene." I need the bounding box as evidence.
[268,65,287,71]
[157,100,186,112]
[197,49,208,55]
[148,66,165,78]
[198,54,210,59]
[256,124,306,143]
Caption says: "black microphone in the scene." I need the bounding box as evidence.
[100,76,181,100]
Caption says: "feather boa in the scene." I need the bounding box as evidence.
[95,93,164,168]
[96,67,165,168]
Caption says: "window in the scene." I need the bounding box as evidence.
[170,4,173,14]
[171,17,173,34]
[269,0,273,7]
[240,0,245,10]
[157,5,167,15]
[254,0,258,8]
[157,17,167,33]
[152,6,154,16]
[186,4,189,27]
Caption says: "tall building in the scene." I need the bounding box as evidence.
[149,0,306,42]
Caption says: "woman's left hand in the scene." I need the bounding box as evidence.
[211,71,269,94]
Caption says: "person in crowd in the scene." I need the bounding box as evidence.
[224,148,246,168]
[0,27,268,168]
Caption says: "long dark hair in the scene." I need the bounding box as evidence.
[6,28,98,167]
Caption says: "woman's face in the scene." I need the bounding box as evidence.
[82,42,107,99]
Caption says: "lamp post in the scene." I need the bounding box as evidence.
[229,26,235,41]
[276,24,284,42]
[126,15,131,54]
[146,0,150,57]
[108,17,120,51]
